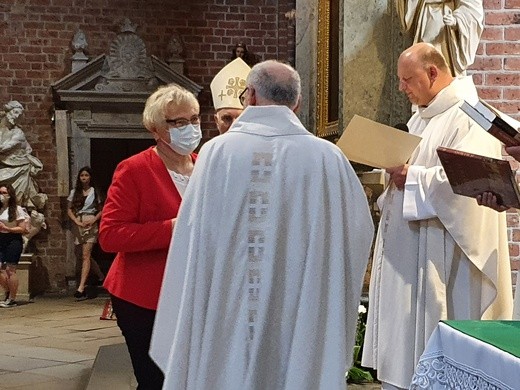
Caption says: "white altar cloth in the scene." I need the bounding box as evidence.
[410,321,520,389]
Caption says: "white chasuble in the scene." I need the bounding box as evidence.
[151,106,374,390]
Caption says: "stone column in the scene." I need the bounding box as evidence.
[295,0,318,132]
[342,0,410,126]
[295,0,412,133]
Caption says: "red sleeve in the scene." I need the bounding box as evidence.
[99,158,173,253]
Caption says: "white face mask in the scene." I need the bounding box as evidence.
[167,124,202,155]
[0,194,9,205]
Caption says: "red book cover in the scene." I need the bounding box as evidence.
[437,146,520,209]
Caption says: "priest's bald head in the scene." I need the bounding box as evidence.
[240,60,301,113]
[398,42,454,107]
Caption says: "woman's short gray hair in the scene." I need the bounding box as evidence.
[142,84,199,132]
[247,60,301,108]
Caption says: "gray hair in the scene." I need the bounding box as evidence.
[142,84,199,132]
[247,60,301,108]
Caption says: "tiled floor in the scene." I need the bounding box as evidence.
[0,296,124,390]
[0,295,381,389]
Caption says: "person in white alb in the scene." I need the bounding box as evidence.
[150,60,374,390]
[361,42,513,390]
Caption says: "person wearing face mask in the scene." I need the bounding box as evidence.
[210,58,250,134]
[0,183,27,308]
[99,83,200,390]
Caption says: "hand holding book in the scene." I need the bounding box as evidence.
[476,192,510,213]
[437,146,520,209]
[505,146,520,162]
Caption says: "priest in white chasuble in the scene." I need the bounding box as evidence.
[362,42,513,390]
[150,60,374,390]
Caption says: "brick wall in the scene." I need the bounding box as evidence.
[472,0,520,117]
[0,0,295,289]
[1,0,519,291]
[469,1,520,288]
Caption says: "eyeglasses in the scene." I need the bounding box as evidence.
[165,115,201,130]
[239,87,248,106]
[218,114,235,125]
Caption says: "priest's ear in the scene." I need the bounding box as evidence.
[428,65,439,84]
[292,95,302,114]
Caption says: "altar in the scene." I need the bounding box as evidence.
[410,320,520,389]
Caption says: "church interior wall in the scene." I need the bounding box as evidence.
[0,0,295,290]
[470,5,520,290]
[1,0,519,291]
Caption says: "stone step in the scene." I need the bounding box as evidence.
[86,343,137,389]
[86,343,380,390]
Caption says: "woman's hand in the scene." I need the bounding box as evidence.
[75,218,86,227]
[0,222,8,233]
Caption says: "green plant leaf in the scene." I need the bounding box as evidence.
[346,366,374,383]
[352,345,360,362]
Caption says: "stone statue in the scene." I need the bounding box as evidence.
[167,32,184,61]
[72,29,88,53]
[22,209,47,252]
[395,0,484,76]
[0,101,47,209]
[71,29,88,59]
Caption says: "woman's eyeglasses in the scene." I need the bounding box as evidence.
[165,115,201,130]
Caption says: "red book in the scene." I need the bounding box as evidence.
[437,146,520,209]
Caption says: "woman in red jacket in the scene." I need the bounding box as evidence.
[99,84,200,390]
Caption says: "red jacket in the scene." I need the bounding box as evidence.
[100,147,196,310]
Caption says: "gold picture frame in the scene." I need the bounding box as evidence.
[316,0,340,138]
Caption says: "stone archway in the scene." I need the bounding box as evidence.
[51,19,202,280]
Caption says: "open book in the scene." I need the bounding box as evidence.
[437,146,520,209]
[336,115,421,169]
[460,100,520,147]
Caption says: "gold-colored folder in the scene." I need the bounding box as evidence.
[337,115,421,169]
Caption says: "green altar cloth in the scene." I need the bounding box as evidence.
[443,320,520,358]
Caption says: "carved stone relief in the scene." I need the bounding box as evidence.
[96,18,157,93]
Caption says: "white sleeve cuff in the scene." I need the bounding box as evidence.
[403,165,437,221]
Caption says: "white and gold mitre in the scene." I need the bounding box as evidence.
[210,58,251,110]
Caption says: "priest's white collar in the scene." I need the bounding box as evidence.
[228,105,310,137]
